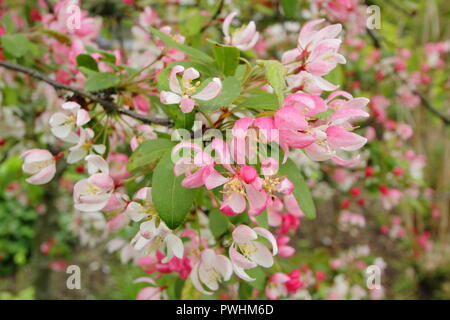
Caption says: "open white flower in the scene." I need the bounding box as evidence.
[125,187,156,222]
[229,225,278,281]
[49,101,90,142]
[222,12,259,50]
[21,149,56,185]
[191,249,233,295]
[67,128,106,164]
[160,65,222,113]
[131,220,184,263]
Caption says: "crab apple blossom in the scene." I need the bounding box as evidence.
[222,12,259,50]
[229,225,277,281]
[131,219,184,263]
[134,277,163,300]
[130,125,157,151]
[6,0,445,302]
[266,273,290,300]
[160,65,222,113]
[49,102,90,142]
[125,187,156,222]
[21,149,57,185]
[172,142,225,189]
[190,249,233,295]
[73,173,114,212]
[67,128,106,164]
[282,19,346,94]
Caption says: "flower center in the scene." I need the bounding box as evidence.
[31,159,54,170]
[223,178,245,196]
[205,267,222,285]
[263,176,281,194]
[239,242,257,258]
[84,183,101,195]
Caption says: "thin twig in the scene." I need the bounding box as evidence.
[200,0,225,33]
[364,20,450,126]
[0,61,172,126]
[413,89,450,126]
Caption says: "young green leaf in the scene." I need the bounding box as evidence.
[209,208,230,238]
[84,72,120,92]
[280,0,299,18]
[255,210,269,228]
[197,76,242,112]
[148,27,215,65]
[76,54,99,72]
[1,34,32,58]
[127,138,176,171]
[212,43,240,76]
[236,93,279,111]
[278,158,316,219]
[152,151,197,230]
[259,60,287,106]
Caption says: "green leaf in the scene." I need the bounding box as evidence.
[255,210,268,228]
[76,54,99,72]
[84,72,120,91]
[127,138,175,171]
[259,60,287,105]
[1,34,32,58]
[236,93,279,111]
[180,12,208,36]
[197,76,241,112]
[278,158,316,219]
[0,155,22,190]
[152,151,197,230]
[209,209,229,238]
[78,66,98,78]
[40,29,71,45]
[246,267,266,290]
[181,278,202,299]
[212,43,240,76]
[280,0,299,18]
[1,14,16,33]
[85,46,116,64]
[238,281,253,299]
[148,27,214,65]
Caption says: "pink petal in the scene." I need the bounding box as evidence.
[232,264,255,281]
[326,126,367,151]
[192,78,222,101]
[160,91,181,105]
[244,183,267,216]
[229,246,257,269]
[274,105,309,132]
[220,192,246,215]
[232,225,257,243]
[250,241,274,268]
[169,65,184,94]
[254,227,278,255]
[26,164,56,185]
[180,97,195,113]
[203,168,228,190]
[222,11,238,42]
[182,67,199,82]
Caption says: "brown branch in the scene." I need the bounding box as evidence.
[413,89,450,126]
[363,21,450,126]
[366,28,381,49]
[0,61,172,126]
[43,0,54,13]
